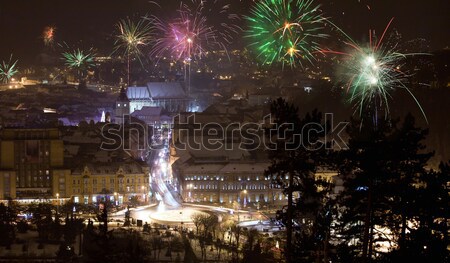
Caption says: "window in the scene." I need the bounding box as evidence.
[117,103,121,107]
[74,196,79,203]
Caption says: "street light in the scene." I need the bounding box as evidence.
[141,185,146,203]
[56,193,60,219]
[242,189,247,208]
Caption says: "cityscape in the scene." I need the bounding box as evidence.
[0,0,449,263]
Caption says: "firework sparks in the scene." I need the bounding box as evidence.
[114,17,153,84]
[245,0,328,67]
[150,5,215,62]
[149,0,240,62]
[62,49,95,69]
[190,0,241,47]
[114,18,153,62]
[0,55,19,84]
[43,26,56,46]
[325,18,428,123]
[62,48,95,85]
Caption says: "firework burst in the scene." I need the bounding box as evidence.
[0,55,19,84]
[43,26,56,46]
[114,17,153,84]
[62,49,95,70]
[62,48,95,85]
[150,5,215,62]
[114,18,153,62]
[149,0,240,62]
[325,18,428,123]
[245,0,328,67]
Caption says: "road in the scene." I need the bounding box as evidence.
[148,130,181,208]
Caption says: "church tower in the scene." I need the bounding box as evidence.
[115,86,130,124]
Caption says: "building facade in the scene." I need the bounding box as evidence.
[0,128,70,202]
[179,162,284,205]
[69,161,150,205]
[127,82,190,113]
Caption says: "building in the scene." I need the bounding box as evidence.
[171,100,343,207]
[61,124,151,205]
[130,106,172,129]
[179,161,282,205]
[127,82,190,113]
[115,86,130,124]
[0,128,70,203]
[69,160,150,205]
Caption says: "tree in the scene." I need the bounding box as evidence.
[336,117,397,261]
[335,114,441,262]
[201,214,218,240]
[265,98,332,262]
[191,212,204,236]
[242,228,261,263]
[384,114,433,254]
[405,161,449,261]
[0,202,16,247]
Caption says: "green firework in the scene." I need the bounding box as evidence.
[332,18,429,123]
[0,55,19,84]
[245,0,327,67]
[62,49,95,70]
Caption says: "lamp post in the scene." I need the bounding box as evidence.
[114,192,118,206]
[242,189,247,208]
[56,193,60,220]
[141,185,146,203]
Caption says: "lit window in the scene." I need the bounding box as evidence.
[74,196,79,203]
[124,104,127,107]
[117,103,121,107]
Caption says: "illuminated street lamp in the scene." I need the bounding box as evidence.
[242,189,248,207]
[141,185,146,202]
[56,193,60,218]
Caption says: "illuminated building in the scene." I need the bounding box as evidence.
[0,128,70,203]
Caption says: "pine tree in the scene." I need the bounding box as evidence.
[265,98,332,262]
[384,114,433,255]
[336,118,394,261]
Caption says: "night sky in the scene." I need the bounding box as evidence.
[0,0,449,64]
